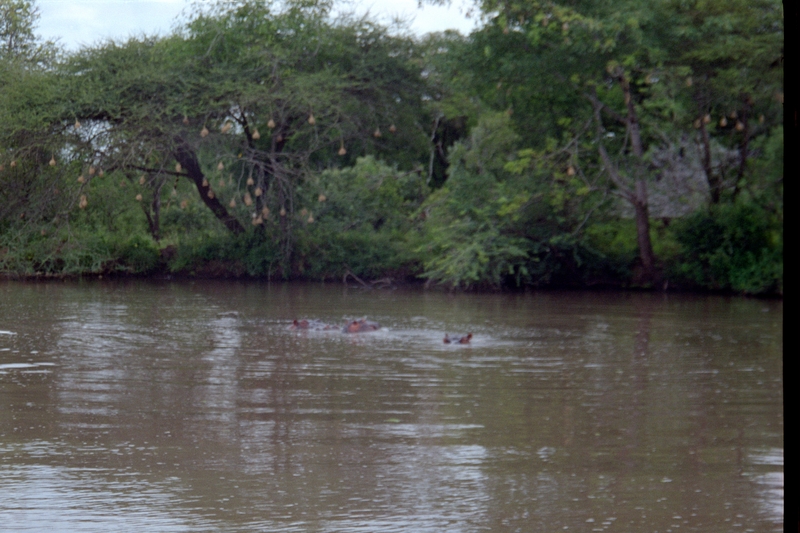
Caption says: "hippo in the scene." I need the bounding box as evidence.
[290,319,336,330]
[343,318,380,333]
[444,333,472,344]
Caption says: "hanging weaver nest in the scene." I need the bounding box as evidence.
[267,118,276,129]
[217,161,224,171]
[252,129,261,140]
[201,126,209,137]
[244,192,253,206]
[79,195,88,209]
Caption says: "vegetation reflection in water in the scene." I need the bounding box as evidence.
[0,281,783,532]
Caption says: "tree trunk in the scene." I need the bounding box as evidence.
[590,82,657,284]
[698,120,722,204]
[634,178,656,280]
[173,138,245,235]
[620,74,657,284]
[732,96,752,202]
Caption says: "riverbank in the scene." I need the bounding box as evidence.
[1,268,783,298]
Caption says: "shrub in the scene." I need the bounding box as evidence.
[672,203,782,294]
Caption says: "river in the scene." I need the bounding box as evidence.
[0,280,783,532]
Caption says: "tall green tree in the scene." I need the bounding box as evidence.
[428,0,782,285]
[2,0,432,274]
[455,0,665,282]
[0,0,62,229]
[650,0,783,204]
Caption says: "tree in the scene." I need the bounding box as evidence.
[426,0,782,285]
[10,0,431,271]
[0,0,64,235]
[417,112,607,288]
[0,0,54,64]
[650,0,783,205]
[0,0,36,59]
[449,0,664,282]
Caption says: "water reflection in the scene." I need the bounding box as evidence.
[0,281,783,531]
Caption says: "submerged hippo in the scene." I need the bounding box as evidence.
[290,319,336,330]
[343,318,380,333]
[444,333,472,344]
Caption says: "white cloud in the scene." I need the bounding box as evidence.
[37,0,189,49]
[35,0,478,50]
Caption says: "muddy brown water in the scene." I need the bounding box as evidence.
[0,281,783,532]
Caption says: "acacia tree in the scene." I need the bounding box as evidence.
[0,0,63,228]
[54,0,429,260]
[0,0,52,62]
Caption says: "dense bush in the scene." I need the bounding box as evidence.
[416,113,615,289]
[293,156,426,280]
[671,203,782,294]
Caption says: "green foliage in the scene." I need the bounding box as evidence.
[294,156,426,279]
[0,224,115,275]
[672,203,782,294]
[0,0,55,64]
[169,230,282,278]
[0,0,783,295]
[115,235,160,274]
[417,112,610,288]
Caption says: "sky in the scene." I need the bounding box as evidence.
[35,0,480,50]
